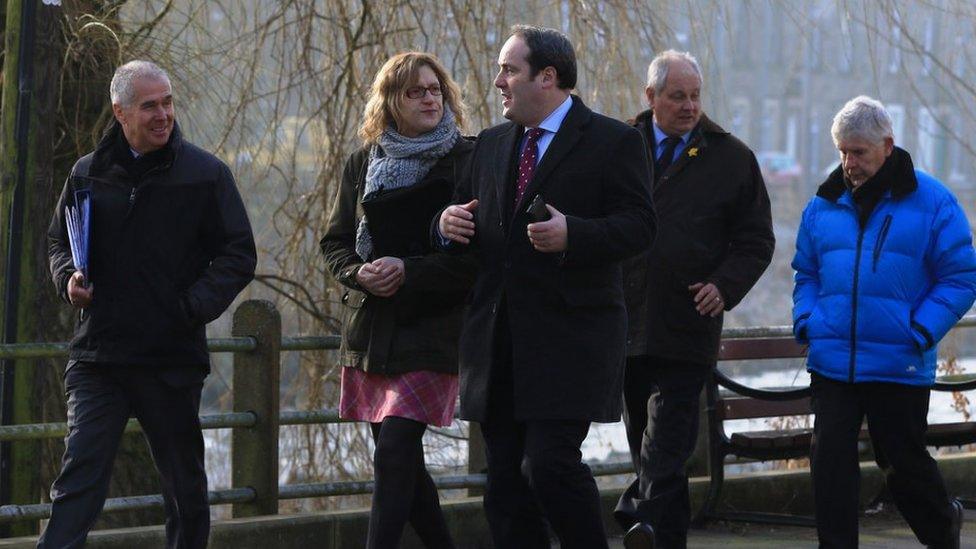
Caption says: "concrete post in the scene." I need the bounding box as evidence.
[232,300,281,517]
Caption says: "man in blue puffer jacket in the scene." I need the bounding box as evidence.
[793,95,976,549]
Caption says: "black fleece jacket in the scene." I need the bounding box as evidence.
[47,121,257,369]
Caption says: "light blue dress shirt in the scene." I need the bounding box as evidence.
[519,95,574,163]
[652,123,693,162]
[435,95,574,246]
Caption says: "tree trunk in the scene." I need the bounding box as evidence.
[0,0,66,536]
[0,0,165,534]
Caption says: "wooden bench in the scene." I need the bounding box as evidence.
[694,336,976,527]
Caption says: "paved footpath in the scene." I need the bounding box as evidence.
[603,509,975,548]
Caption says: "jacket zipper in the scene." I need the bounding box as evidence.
[872,214,893,272]
[849,226,865,383]
[124,163,168,218]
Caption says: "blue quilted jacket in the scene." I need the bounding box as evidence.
[792,148,976,385]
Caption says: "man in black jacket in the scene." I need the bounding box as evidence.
[437,26,654,548]
[42,60,256,549]
[614,50,774,549]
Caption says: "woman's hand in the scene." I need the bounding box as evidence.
[355,257,405,297]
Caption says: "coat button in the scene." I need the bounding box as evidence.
[490,303,497,314]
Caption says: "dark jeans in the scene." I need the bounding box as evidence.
[38,362,209,549]
[810,372,956,548]
[366,417,455,549]
[480,312,608,549]
[615,355,710,549]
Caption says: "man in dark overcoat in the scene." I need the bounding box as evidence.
[614,50,775,549]
[43,60,256,549]
[436,25,655,549]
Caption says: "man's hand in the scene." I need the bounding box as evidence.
[439,199,479,245]
[68,271,93,308]
[689,282,724,317]
[356,256,405,298]
[527,204,567,253]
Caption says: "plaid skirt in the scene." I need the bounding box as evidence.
[339,367,458,427]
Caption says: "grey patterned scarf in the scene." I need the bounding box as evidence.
[355,103,459,261]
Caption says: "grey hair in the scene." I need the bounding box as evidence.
[831,95,894,145]
[110,60,171,107]
[646,50,703,94]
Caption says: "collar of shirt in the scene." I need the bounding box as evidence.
[521,95,573,162]
[652,123,693,161]
[130,147,142,159]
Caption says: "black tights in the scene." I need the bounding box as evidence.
[367,416,455,549]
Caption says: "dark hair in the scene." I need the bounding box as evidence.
[510,24,577,90]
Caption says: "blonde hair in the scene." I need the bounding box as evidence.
[359,52,466,144]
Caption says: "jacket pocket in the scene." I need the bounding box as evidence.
[663,290,720,334]
[805,305,824,339]
[910,320,934,351]
[872,214,893,272]
[137,266,194,334]
[340,289,371,352]
[559,268,622,309]
[560,286,621,308]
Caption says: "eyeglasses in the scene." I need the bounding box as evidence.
[405,85,442,99]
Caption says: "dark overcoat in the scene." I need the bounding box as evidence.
[448,96,655,423]
[624,110,775,365]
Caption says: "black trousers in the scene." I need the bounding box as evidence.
[38,362,209,549]
[480,312,608,549]
[614,355,710,549]
[810,372,956,548]
[366,417,454,549]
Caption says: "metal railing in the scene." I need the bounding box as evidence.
[0,300,635,526]
[716,315,976,396]
[0,301,973,527]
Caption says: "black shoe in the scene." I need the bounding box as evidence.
[931,499,965,549]
[947,499,963,549]
[623,522,655,549]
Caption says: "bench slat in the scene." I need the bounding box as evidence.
[719,338,807,361]
[926,422,976,447]
[731,428,812,450]
[718,396,811,420]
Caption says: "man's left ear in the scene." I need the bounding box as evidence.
[883,136,895,156]
[542,66,557,88]
[112,103,126,126]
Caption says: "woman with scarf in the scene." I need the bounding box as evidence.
[320,52,475,548]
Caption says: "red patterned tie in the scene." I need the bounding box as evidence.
[514,127,546,206]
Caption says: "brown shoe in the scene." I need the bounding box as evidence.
[623,522,655,549]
